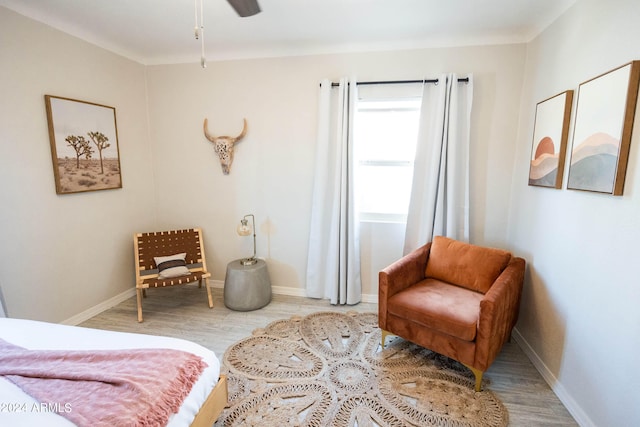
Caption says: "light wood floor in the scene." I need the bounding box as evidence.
[80,285,577,426]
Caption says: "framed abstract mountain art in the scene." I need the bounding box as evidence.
[567,61,640,195]
[528,90,573,188]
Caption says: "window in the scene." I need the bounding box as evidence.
[354,97,421,222]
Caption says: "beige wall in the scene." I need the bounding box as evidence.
[0,8,155,322]
[509,0,640,425]
[0,6,527,314]
[145,44,526,298]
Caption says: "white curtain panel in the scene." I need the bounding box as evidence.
[404,73,474,254]
[306,77,362,305]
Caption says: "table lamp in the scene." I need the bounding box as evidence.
[236,214,257,265]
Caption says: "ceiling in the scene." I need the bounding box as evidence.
[0,0,577,65]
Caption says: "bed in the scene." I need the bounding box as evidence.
[0,318,227,427]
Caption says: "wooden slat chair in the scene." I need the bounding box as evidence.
[134,228,213,322]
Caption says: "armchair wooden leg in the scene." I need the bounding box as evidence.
[381,329,392,348]
[204,278,213,308]
[136,288,144,323]
[198,278,203,289]
[463,364,484,392]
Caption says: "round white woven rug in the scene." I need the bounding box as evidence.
[216,311,508,427]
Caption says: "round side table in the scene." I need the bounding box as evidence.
[224,259,272,311]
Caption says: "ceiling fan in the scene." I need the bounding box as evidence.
[227,0,262,17]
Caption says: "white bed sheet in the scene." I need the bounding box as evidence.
[0,318,220,427]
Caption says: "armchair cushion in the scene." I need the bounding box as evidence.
[388,278,483,341]
[425,236,511,293]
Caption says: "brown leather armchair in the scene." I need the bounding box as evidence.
[379,236,525,391]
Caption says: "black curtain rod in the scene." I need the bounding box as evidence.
[328,77,469,87]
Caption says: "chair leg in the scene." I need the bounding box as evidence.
[204,278,213,308]
[136,288,144,323]
[381,329,392,348]
[198,278,203,289]
[463,364,484,392]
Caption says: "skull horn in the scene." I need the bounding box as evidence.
[202,118,247,144]
[233,118,248,143]
[203,118,216,143]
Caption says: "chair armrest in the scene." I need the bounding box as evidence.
[378,243,431,330]
[474,256,525,370]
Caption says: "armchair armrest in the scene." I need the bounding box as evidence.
[474,256,525,370]
[378,243,431,330]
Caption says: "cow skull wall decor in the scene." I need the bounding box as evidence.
[203,118,248,175]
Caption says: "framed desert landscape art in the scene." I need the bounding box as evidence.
[528,90,573,188]
[45,95,122,194]
[567,61,640,195]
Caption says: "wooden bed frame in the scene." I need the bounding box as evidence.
[190,374,228,427]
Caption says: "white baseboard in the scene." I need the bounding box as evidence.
[361,293,378,304]
[61,288,136,326]
[512,327,594,427]
[212,279,378,304]
[272,285,308,297]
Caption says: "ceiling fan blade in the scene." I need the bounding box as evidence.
[227,0,261,17]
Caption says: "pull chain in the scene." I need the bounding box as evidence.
[194,0,206,68]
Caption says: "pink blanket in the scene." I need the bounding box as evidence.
[0,338,207,427]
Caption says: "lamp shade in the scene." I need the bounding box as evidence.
[237,219,252,236]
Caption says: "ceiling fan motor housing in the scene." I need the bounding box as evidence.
[228,0,261,17]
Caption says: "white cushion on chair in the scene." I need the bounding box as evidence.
[154,253,191,279]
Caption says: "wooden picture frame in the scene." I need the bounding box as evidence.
[528,90,574,188]
[567,61,640,195]
[45,95,122,194]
